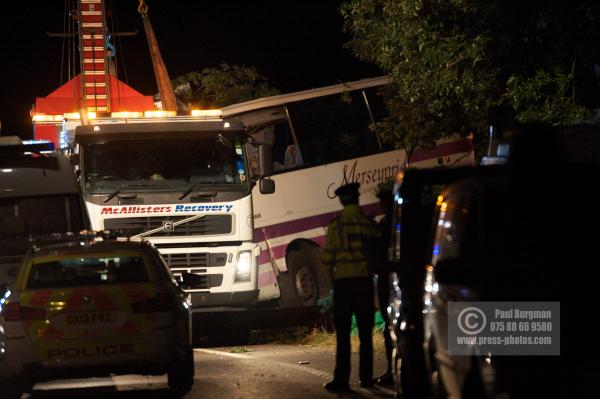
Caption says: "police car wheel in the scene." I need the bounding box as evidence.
[168,348,195,393]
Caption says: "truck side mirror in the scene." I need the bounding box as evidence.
[259,178,275,194]
[258,143,273,177]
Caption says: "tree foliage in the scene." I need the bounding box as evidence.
[341,0,600,150]
[172,63,279,108]
[506,66,587,126]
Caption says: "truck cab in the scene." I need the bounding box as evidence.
[63,118,274,322]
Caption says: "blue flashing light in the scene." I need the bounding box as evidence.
[433,245,440,256]
[59,130,68,149]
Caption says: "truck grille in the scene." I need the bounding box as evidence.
[104,215,232,237]
[170,273,224,290]
[166,253,208,268]
[163,252,227,268]
[162,252,227,290]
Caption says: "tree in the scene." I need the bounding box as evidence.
[172,63,279,109]
[341,0,599,151]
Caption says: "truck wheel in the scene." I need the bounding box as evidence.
[285,247,321,307]
[168,348,195,394]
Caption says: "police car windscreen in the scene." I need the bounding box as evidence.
[27,255,149,289]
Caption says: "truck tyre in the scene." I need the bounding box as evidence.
[168,348,195,394]
[279,245,326,307]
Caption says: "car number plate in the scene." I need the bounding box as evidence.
[53,311,126,329]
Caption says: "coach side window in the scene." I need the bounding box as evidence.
[287,91,382,167]
[248,119,303,175]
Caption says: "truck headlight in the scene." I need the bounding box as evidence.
[234,251,252,282]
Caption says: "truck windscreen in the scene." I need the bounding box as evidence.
[82,134,248,193]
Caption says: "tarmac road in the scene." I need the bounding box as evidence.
[25,343,395,399]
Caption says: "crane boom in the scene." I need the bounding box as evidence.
[138,0,178,112]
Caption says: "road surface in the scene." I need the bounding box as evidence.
[26,344,395,399]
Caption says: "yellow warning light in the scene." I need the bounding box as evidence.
[436,195,444,206]
[33,112,96,122]
[111,111,144,118]
[191,109,222,117]
[144,110,177,118]
[32,114,63,122]
[440,202,448,212]
[63,112,81,120]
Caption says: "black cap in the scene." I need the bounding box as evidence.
[334,182,360,199]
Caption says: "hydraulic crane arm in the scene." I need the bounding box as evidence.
[137,0,179,112]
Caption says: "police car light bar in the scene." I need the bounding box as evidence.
[0,141,55,154]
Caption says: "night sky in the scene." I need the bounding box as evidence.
[0,1,381,138]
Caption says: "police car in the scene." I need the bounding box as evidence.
[0,235,194,398]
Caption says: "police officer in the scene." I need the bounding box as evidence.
[322,182,377,392]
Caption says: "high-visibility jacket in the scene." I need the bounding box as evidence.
[321,204,378,280]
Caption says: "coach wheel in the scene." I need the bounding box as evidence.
[285,247,321,307]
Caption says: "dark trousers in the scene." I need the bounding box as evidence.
[333,277,374,384]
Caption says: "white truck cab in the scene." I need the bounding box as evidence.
[60,116,274,315]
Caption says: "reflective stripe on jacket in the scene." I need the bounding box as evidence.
[321,204,378,280]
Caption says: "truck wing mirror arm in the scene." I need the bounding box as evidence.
[258,143,273,178]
